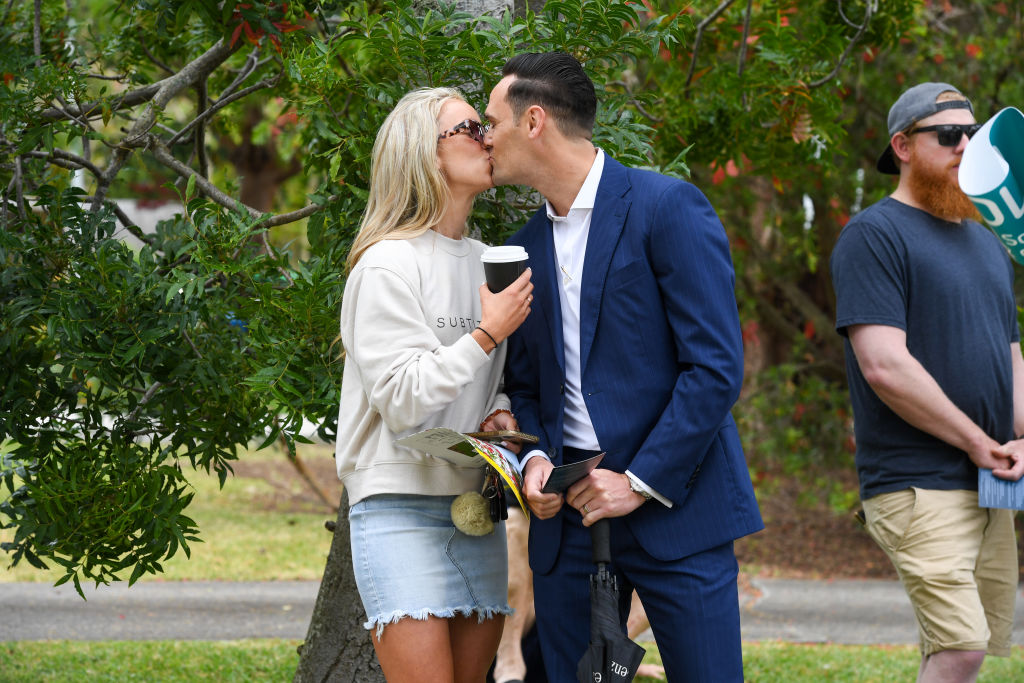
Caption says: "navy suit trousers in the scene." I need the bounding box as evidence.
[531,508,744,682]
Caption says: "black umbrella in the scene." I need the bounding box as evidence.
[576,519,646,683]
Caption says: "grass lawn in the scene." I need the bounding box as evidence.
[3,443,1023,681]
[0,444,337,584]
[1,641,1023,682]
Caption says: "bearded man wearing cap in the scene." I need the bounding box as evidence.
[831,82,1024,681]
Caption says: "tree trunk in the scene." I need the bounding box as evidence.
[293,490,382,682]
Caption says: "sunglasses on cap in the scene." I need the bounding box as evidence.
[907,123,982,147]
[437,119,489,144]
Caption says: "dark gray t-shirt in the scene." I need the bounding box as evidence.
[831,197,1019,500]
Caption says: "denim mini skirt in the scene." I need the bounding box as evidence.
[349,493,511,636]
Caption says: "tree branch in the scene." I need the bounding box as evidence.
[737,0,754,106]
[809,1,874,88]
[1,0,16,25]
[32,0,42,68]
[137,27,175,76]
[89,40,239,213]
[256,201,330,230]
[12,156,26,220]
[220,47,263,101]
[683,0,737,96]
[607,81,661,123]
[168,71,282,148]
[41,39,237,123]
[24,148,104,179]
[182,330,203,359]
[149,136,261,219]
[127,381,163,422]
[151,134,336,233]
[195,79,209,180]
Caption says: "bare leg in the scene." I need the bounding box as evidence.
[919,650,985,683]
[494,507,533,683]
[450,613,505,683]
[627,590,665,681]
[372,616,454,683]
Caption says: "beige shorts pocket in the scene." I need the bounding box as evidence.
[863,488,917,554]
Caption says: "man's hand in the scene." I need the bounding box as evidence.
[523,457,563,519]
[989,440,1024,481]
[566,469,645,527]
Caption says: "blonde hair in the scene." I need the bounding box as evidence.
[346,87,463,270]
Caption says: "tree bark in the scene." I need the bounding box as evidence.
[293,489,383,682]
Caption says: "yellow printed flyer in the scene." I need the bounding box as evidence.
[395,427,529,517]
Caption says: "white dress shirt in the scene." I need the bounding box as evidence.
[521,149,669,507]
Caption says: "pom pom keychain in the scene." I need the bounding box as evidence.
[451,490,494,536]
[451,467,506,536]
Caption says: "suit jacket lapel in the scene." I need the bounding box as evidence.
[522,211,565,373]
[579,158,630,373]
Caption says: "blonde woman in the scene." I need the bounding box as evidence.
[335,88,533,682]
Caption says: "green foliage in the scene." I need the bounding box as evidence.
[3,0,1006,589]
[735,363,857,512]
[0,0,730,589]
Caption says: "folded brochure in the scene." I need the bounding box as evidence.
[978,468,1024,511]
[396,427,529,516]
[541,452,605,493]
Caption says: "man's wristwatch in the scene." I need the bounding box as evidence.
[627,476,653,501]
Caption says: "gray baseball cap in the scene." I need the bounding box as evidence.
[876,82,974,174]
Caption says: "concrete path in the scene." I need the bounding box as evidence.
[743,578,1024,645]
[3,578,1024,645]
[0,581,318,641]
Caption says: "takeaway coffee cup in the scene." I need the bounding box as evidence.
[481,246,529,293]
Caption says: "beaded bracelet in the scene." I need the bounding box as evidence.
[479,408,513,431]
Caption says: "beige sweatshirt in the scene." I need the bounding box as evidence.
[335,230,510,505]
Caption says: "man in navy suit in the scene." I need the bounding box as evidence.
[483,52,763,681]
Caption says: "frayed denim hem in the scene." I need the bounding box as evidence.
[364,604,514,639]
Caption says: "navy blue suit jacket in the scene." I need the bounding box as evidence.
[504,156,763,574]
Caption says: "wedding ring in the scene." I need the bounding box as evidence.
[583,503,590,515]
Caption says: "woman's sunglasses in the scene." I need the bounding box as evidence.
[907,123,982,147]
[437,119,489,144]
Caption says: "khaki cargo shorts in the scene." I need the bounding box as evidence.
[862,487,1017,657]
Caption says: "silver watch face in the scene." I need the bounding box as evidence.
[630,480,651,499]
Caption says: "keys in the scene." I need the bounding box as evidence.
[483,468,508,523]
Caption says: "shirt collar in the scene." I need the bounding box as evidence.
[546,148,605,221]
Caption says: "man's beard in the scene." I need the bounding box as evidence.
[906,146,981,222]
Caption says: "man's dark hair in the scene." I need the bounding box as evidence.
[501,52,596,139]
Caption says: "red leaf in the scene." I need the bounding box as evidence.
[742,320,761,346]
[965,44,981,59]
[229,23,243,48]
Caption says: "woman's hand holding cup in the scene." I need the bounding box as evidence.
[477,267,533,347]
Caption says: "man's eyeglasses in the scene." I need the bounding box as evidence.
[438,119,489,144]
[907,123,982,147]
